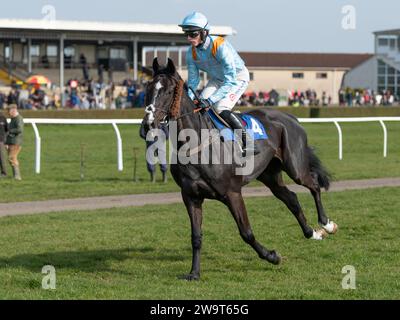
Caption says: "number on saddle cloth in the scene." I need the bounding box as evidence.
[207,110,268,142]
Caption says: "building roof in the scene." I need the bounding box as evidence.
[239,52,374,69]
[373,29,400,36]
[0,19,235,36]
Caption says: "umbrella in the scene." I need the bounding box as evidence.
[26,75,51,85]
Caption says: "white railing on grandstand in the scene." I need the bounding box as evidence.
[23,117,400,174]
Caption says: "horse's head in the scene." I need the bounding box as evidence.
[144,58,184,129]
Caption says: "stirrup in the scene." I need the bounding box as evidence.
[242,146,260,157]
[242,131,260,157]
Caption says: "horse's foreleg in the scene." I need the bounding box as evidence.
[180,192,204,281]
[223,191,281,265]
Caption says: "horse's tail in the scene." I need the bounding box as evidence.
[307,146,332,191]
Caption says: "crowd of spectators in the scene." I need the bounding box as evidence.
[338,88,396,106]
[237,89,328,107]
[0,79,399,111]
[0,78,148,111]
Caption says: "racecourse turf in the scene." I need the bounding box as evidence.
[0,121,400,203]
[0,186,398,299]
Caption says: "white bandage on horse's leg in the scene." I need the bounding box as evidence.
[312,229,325,240]
[322,220,336,234]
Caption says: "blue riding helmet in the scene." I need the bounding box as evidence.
[179,12,211,31]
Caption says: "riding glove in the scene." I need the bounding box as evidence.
[198,98,213,109]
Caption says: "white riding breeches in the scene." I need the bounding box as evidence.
[200,67,250,114]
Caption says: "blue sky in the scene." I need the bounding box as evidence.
[2,0,400,53]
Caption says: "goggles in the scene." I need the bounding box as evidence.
[184,31,201,38]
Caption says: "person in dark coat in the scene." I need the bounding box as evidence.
[5,105,24,180]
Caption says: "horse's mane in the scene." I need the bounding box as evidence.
[170,78,185,118]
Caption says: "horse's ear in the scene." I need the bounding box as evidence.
[153,58,160,74]
[166,58,176,75]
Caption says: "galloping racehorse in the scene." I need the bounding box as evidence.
[143,58,338,280]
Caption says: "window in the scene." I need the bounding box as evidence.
[64,47,75,57]
[378,38,389,46]
[316,72,328,79]
[249,72,254,81]
[110,48,127,59]
[47,45,58,57]
[30,45,40,57]
[378,60,386,74]
[292,72,304,79]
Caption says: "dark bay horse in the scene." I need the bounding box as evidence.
[144,58,338,280]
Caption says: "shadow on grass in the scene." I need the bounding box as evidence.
[0,247,187,274]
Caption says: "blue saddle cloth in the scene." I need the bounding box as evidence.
[208,110,268,141]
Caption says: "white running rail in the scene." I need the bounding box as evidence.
[22,117,400,174]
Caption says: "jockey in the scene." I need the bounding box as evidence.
[179,12,259,156]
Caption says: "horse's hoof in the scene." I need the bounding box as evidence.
[268,250,281,265]
[323,220,338,235]
[312,228,328,240]
[179,273,200,281]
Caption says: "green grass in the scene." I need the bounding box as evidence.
[0,187,399,299]
[0,121,400,202]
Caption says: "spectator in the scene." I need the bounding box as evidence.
[0,110,8,177]
[135,86,146,108]
[126,81,136,108]
[322,92,328,106]
[80,53,89,81]
[7,89,18,106]
[139,120,169,183]
[5,105,24,180]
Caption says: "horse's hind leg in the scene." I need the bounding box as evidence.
[300,173,338,235]
[258,159,322,239]
[223,191,281,265]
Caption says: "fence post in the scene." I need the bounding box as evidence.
[379,120,387,158]
[112,122,123,171]
[31,122,41,174]
[333,121,343,160]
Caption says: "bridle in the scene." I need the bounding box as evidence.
[145,78,203,126]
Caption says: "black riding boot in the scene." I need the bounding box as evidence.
[220,111,260,157]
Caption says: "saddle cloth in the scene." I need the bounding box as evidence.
[207,109,268,142]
